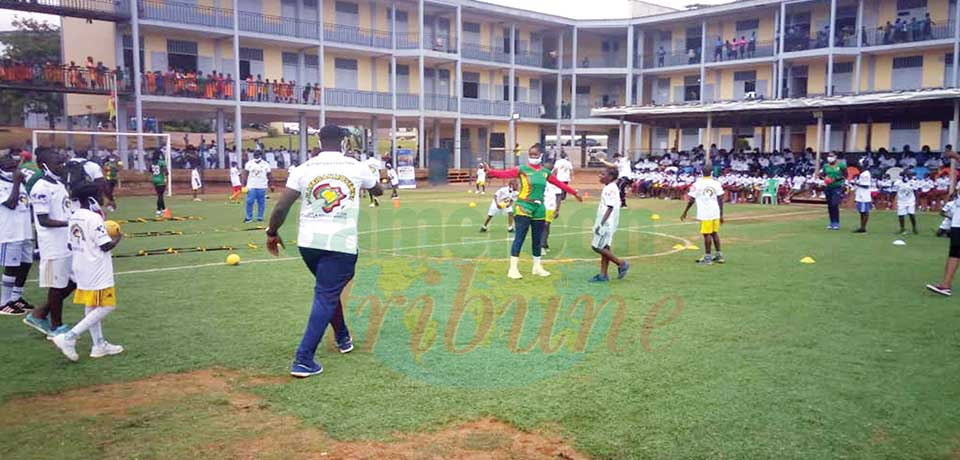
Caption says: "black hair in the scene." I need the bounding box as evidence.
[35,147,59,167]
[71,182,99,203]
[605,167,619,180]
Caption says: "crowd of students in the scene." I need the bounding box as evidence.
[0,57,125,91]
[141,69,322,105]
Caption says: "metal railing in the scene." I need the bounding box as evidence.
[515,102,542,118]
[644,49,700,69]
[461,42,510,63]
[1,64,129,94]
[240,11,320,40]
[782,32,829,52]
[240,81,320,104]
[396,93,419,109]
[423,34,457,53]
[0,0,129,19]
[461,98,510,116]
[425,94,457,111]
[324,23,391,48]
[397,32,420,49]
[577,55,628,68]
[515,51,543,68]
[142,72,237,100]
[864,19,954,46]
[707,40,776,63]
[140,0,232,29]
[325,88,391,109]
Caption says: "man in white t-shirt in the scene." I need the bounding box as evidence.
[23,149,76,336]
[553,152,574,200]
[229,161,242,203]
[190,167,203,202]
[362,154,383,207]
[475,163,487,194]
[681,165,725,265]
[599,153,634,208]
[242,151,272,223]
[893,171,918,235]
[265,125,382,378]
[852,161,872,233]
[589,168,628,282]
[386,163,400,199]
[0,152,35,315]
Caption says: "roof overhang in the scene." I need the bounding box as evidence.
[591,88,960,127]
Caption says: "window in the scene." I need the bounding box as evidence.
[736,19,760,31]
[684,75,700,101]
[462,71,479,99]
[335,1,358,14]
[282,52,298,65]
[463,22,480,33]
[122,35,143,74]
[166,40,197,72]
[896,0,926,10]
[892,120,921,129]
[305,55,319,67]
[734,70,756,81]
[334,58,358,89]
[833,62,853,73]
[239,47,264,61]
[735,70,757,96]
[893,55,923,68]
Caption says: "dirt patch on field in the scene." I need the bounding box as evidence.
[0,369,587,460]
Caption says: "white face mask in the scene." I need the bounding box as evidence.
[528,157,542,165]
[827,157,836,163]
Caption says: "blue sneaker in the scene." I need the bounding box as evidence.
[46,324,71,340]
[617,262,630,280]
[589,274,609,283]
[290,361,323,378]
[337,337,354,354]
[22,314,51,335]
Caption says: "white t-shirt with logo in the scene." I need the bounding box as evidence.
[0,175,33,243]
[286,152,378,254]
[30,177,73,260]
[68,208,114,290]
[894,178,916,206]
[855,170,872,203]
[245,159,272,189]
[554,158,573,182]
[364,157,382,178]
[594,182,621,231]
[493,186,516,208]
[688,177,724,221]
[616,157,631,178]
[229,167,241,187]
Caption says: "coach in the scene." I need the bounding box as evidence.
[265,125,383,378]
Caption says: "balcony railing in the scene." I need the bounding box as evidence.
[644,49,700,69]
[577,55,628,68]
[397,32,420,49]
[515,51,543,68]
[325,88,391,109]
[864,19,954,46]
[240,11,320,40]
[1,64,130,94]
[707,40,776,63]
[397,93,419,109]
[0,0,129,20]
[240,81,320,104]
[461,98,510,116]
[515,102,542,118]
[140,0,232,29]
[142,72,238,100]
[423,34,457,53]
[425,94,457,112]
[324,23,391,48]
[782,32,829,52]
[461,42,510,63]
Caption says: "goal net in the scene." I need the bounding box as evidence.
[31,130,173,196]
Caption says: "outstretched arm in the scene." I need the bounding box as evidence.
[484,166,519,179]
[547,175,582,202]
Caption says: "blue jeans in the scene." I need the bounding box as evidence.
[511,216,545,257]
[245,188,266,221]
[825,187,842,226]
[295,247,357,366]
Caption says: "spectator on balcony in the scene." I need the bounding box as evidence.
[923,13,935,39]
[748,32,757,58]
[687,48,697,64]
[725,40,734,60]
[581,56,591,67]
[224,74,234,99]
[303,83,312,104]
[909,17,920,41]
[882,21,894,44]
[737,36,747,59]
[656,46,665,67]
[897,18,909,42]
[714,37,723,61]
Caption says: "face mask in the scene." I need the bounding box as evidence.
[827,157,836,163]
[528,157,542,166]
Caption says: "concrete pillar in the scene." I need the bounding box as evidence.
[216,108,226,167]
[432,118,440,148]
[318,0,326,127]
[232,0,242,164]
[508,23,516,165]
[371,117,379,156]
[418,0,425,167]
[130,0,144,163]
[625,25,635,158]
[555,31,563,146]
[299,112,308,162]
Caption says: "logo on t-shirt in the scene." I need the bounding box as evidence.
[306,174,355,214]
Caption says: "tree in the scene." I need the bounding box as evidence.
[0,17,63,129]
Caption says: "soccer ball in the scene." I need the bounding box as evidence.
[225,254,241,265]
[650,214,661,221]
[241,187,248,194]
[469,202,477,208]
[104,220,121,237]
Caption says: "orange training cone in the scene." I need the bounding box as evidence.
[162,208,172,219]
[393,199,400,209]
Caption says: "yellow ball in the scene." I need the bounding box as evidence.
[468,202,477,208]
[225,253,241,265]
[104,220,121,237]
[651,214,661,221]
[241,187,248,194]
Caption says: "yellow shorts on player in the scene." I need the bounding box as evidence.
[699,219,721,234]
[74,287,117,307]
[476,180,485,186]
[545,209,556,223]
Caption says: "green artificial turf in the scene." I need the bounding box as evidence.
[1,188,958,459]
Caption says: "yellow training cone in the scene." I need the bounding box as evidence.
[800,256,816,264]
[247,242,258,249]
[468,202,477,208]
[651,214,661,221]
[686,244,699,250]
[672,243,686,250]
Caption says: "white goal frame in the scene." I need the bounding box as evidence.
[32,130,173,197]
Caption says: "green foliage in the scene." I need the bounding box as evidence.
[0,17,62,127]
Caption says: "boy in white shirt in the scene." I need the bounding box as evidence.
[480,181,517,233]
[386,163,400,199]
[51,183,123,361]
[893,171,918,235]
[0,153,35,315]
[681,165,725,264]
[475,163,486,194]
[852,162,872,233]
[363,154,383,207]
[553,152,574,200]
[590,168,628,282]
[938,198,955,237]
[229,161,242,203]
[190,166,203,202]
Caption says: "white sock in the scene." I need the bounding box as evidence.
[533,256,542,266]
[11,286,23,302]
[65,307,114,341]
[1,275,14,305]
[85,307,105,346]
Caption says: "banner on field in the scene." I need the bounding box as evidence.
[396,148,416,189]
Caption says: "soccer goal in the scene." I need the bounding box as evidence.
[31,130,173,197]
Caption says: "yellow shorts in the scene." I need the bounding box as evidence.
[545,209,556,223]
[477,180,486,186]
[699,219,721,234]
[74,288,117,307]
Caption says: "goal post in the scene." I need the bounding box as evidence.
[31,130,173,197]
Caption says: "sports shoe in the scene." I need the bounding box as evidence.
[243,219,253,224]
[22,314,51,335]
[713,254,726,264]
[337,337,354,354]
[589,274,609,283]
[155,210,163,217]
[0,302,25,316]
[11,298,34,311]
[695,256,713,265]
[479,226,488,233]
[853,228,866,233]
[290,361,323,378]
[46,324,71,339]
[617,261,630,279]
[532,265,551,277]
[507,226,515,233]
[51,333,79,362]
[90,342,124,358]
[926,284,952,297]
[507,267,523,279]
[369,202,376,208]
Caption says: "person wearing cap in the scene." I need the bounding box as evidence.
[820,151,846,230]
[242,150,273,223]
[264,125,383,378]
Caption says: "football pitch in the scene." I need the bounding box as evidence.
[1,189,958,460]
